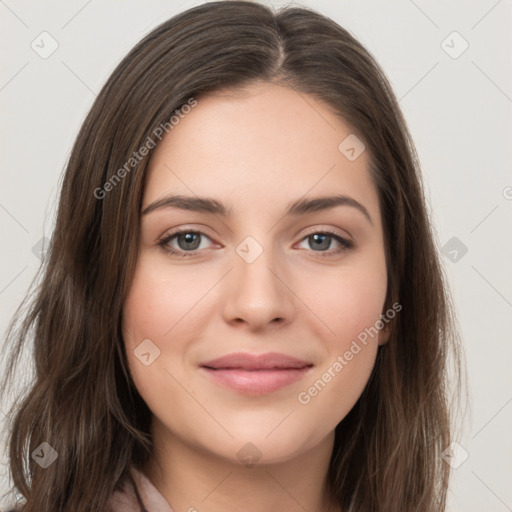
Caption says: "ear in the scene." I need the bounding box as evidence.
[378,323,391,346]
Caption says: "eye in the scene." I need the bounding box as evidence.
[158,228,354,258]
[296,231,353,257]
[158,229,215,257]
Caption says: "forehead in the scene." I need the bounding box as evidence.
[143,81,379,222]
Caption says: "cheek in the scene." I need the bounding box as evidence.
[121,252,232,410]
[123,254,214,345]
[301,250,388,345]
[121,257,195,401]
[295,282,384,423]
[293,253,386,414]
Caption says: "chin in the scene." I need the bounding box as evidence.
[202,426,321,466]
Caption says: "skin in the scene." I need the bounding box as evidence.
[122,80,390,512]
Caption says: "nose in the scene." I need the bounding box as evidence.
[221,241,295,332]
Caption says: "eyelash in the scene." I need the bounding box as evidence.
[157,228,354,258]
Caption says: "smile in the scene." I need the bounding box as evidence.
[199,352,314,394]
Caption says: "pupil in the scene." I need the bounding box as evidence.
[180,233,200,250]
[311,234,329,250]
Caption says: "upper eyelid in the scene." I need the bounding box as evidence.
[161,227,217,244]
[299,225,352,240]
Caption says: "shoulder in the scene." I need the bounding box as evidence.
[127,466,174,512]
[109,471,142,512]
[110,466,173,512]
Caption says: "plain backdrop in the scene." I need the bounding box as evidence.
[1,0,511,510]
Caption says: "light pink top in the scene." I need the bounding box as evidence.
[109,467,173,512]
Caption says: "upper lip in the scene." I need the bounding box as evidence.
[200,352,313,370]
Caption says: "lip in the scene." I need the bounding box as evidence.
[199,352,313,394]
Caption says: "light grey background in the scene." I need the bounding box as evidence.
[1,0,511,510]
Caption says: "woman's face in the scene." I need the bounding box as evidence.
[123,81,389,465]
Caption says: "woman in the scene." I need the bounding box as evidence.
[0,1,465,511]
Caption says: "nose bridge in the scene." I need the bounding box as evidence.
[236,237,278,290]
[222,233,294,327]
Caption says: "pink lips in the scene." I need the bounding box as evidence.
[199,352,313,394]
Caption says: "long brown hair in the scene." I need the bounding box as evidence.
[0,1,466,511]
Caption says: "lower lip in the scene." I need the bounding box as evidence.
[200,367,312,394]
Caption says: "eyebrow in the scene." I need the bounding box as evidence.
[142,194,373,225]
